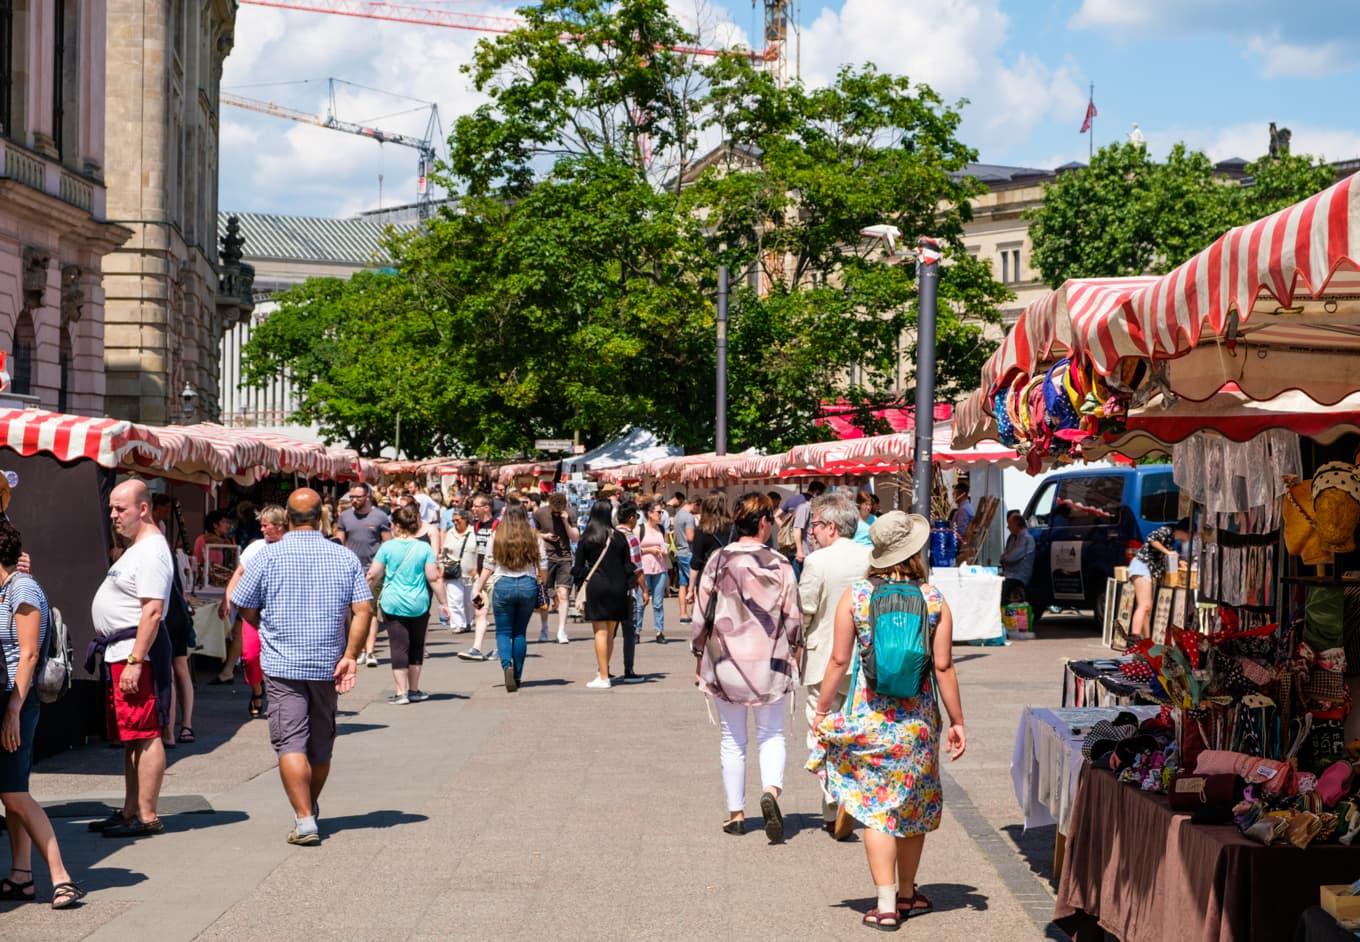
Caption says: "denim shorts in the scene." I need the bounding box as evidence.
[1128,557,1152,581]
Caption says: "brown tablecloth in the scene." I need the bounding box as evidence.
[1054,767,1360,942]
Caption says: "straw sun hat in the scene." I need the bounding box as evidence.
[867,511,932,569]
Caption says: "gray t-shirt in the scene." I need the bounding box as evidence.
[673,508,696,555]
[338,507,391,567]
[794,500,814,556]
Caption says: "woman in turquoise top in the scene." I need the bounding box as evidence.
[368,505,443,704]
[853,489,877,547]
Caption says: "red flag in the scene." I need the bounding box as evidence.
[1080,97,1097,133]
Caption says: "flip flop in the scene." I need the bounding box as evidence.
[177,727,195,744]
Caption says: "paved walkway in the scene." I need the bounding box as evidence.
[7,601,1107,940]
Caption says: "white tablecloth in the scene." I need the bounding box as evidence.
[930,567,1004,641]
[1010,705,1161,836]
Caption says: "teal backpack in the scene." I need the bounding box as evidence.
[862,578,933,699]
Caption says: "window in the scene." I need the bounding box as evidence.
[51,0,63,156]
[0,1,12,137]
[1025,480,1057,528]
[52,0,77,162]
[1054,475,1126,527]
[1139,473,1180,523]
[57,328,70,413]
[11,310,34,396]
[1000,243,1023,284]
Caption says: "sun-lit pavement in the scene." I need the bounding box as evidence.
[8,601,1107,940]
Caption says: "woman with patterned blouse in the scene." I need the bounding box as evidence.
[691,493,803,843]
[1129,517,1190,640]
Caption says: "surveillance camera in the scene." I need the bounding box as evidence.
[860,224,902,256]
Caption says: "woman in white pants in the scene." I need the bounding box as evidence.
[442,510,478,632]
[691,493,804,842]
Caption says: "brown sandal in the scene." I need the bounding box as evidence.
[898,889,933,918]
[862,908,900,931]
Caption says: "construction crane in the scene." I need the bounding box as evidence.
[222,80,441,220]
[237,0,786,75]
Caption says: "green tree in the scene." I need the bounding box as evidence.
[241,0,1009,455]
[1029,142,1337,287]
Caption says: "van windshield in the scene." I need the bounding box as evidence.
[1052,476,1125,527]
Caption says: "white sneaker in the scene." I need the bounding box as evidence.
[585,676,612,689]
[557,629,570,644]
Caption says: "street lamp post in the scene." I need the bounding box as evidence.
[857,228,943,518]
[911,239,942,518]
[716,264,728,456]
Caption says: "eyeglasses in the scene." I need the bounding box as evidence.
[810,519,833,529]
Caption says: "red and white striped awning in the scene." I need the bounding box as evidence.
[0,409,161,468]
[789,424,1019,476]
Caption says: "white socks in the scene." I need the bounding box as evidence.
[876,884,897,915]
[295,814,317,835]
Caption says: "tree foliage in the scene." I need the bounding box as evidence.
[1028,142,1337,287]
[241,0,1010,456]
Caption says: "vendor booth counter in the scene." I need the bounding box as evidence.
[1055,767,1360,942]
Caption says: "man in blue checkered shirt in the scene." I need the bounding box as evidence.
[233,488,372,846]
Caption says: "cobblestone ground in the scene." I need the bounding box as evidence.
[7,601,1106,941]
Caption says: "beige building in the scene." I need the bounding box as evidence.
[0,1,129,414]
[102,0,249,425]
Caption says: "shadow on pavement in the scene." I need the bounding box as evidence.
[517,679,570,688]
[70,865,147,893]
[335,722,389,737]
[915,882,989,913]
[321,809,427,835]
[1000,822,1057,885]
[413,693,467,702]
[952,652,991,665]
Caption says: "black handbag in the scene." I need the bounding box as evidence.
[442,533,469,580]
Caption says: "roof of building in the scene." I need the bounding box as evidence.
[958,162,1055,184]
[219,211,414,265]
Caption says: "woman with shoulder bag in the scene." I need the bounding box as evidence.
[0,520,83,908]
[441,510,477,632]
[809,512,966,932]
[691,493,803,842]
[572,501,634,689]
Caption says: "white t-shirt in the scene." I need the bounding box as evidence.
[240,538,268,568]
[91,533,173,662]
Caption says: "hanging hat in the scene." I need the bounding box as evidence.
[867,512,931,570]
[1312,462,1360,505]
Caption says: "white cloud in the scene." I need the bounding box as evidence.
[1245,33,1352,79]
[220,5,496,216]
[799,0,1085,163]
[1067,0,1157,30]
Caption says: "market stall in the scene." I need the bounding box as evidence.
[958,174,1360,940]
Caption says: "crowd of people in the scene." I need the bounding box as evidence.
[0,473,969,931]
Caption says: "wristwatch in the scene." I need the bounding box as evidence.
[125,655,142,665]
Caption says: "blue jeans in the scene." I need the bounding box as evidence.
[644,571,667,634]
[492,575,537,681]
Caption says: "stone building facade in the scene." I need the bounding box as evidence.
[0,1,129,415]
[102,0,249,425]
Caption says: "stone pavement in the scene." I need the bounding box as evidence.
[5,601,1108,941]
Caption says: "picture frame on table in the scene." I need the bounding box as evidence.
[1101,578,1120,650]
[1151,585,1175,644]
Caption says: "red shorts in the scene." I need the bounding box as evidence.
[105,661,161,742]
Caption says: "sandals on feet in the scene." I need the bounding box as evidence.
[249,695,264,718]
[862,908,900,931]
[899,889,933,919]
[50,881,85,909]
[722,818,745,835]
[0,869,34,902]
[177,726,195,744]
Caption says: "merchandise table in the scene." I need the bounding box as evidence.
[1055,767,1360,942]
[930,566,1004,642]
[1011,706,1162,837]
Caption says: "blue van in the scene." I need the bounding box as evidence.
[1021,465,1180,623]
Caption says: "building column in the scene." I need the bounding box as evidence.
[25,0,56,157]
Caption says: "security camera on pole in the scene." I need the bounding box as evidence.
[858,227,943,518]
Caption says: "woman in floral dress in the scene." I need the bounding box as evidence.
[810,511,966,932]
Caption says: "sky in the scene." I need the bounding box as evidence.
[219,0,1360,219]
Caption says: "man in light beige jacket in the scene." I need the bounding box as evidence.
[799,491,871,837]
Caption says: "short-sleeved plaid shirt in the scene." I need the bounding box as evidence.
[616,525,642,566]
[231,529,372,681]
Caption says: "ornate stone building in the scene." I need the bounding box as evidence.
[102,0,250,424]
[0,1,129,414]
